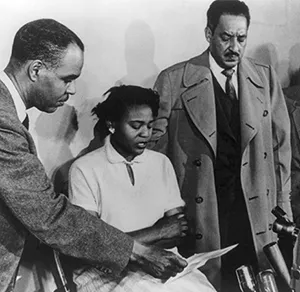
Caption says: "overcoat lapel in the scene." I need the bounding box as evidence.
[180,52,217,158]
[238,59,265,155]
[179,53,266,158]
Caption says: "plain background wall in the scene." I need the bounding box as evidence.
[1,0,300,179]
[0,0,299,291]
[0,0,299,178]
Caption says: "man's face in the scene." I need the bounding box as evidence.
[206,14,248,69]
[33,43,84,113]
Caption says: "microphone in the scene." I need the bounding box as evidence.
[291,233,300,291]
[263,241,291,288]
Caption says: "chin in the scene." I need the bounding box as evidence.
[223,62,238,69]
[134,149,145,156]
[44,107,58,113]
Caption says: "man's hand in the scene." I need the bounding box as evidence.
[130,241,187,280]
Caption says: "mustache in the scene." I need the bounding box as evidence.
[224,51,240,58]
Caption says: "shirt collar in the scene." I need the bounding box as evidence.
[0,71,26,122]
[105,135,147,165]
[208,52,238,78]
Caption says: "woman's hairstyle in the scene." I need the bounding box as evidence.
[92,85,160,136]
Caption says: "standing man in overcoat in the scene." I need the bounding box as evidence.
[150,1,292,291]
[0,18,186,292]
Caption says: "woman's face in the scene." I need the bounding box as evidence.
[111,104,154,161]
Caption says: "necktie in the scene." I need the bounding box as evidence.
[221,68,240,139]
[222,69,237,100]
[22,114,29,130]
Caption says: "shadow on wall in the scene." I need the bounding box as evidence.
[116,19,159,88]
[251,43,289,88]
[35,105,78,179]
[283,44,300,101]
[251,42,300,89]
[53,20,161,195]
[52,118,106,196]
[288,43,300,87]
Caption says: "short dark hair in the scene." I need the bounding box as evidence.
[207,0,250,33]
[92,85,160,136]
[11,18,84,67]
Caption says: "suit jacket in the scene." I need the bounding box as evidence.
[151,50,292,289]
[0,81,133,292]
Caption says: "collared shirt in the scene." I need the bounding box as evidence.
[209,52,239,99]
[69,136,184,233]
[106,137,146,166]
[0,71,26,123]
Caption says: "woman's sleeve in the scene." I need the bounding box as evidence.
[69,162,99,214]
[162,155,185,212]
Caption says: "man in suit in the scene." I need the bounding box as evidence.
[150,1,292,291]
[0,18,187,292]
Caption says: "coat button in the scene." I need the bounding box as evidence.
[104,268,112,274]
[97,266,112,274]
[193,159,202,167]
[195,233,203,240]
[195,197,204,204]
[263,110,268,117]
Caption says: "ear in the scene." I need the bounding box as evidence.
[205,27,213,43]
[27,60,43,82]
[106,121,116,134]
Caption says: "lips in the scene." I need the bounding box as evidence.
[136,142,148,148]
[57,96,69,106]
[56,101,65,107]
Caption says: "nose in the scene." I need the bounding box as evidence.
[229,37,239,53]
[66,80,76,95]
[140,126,152,138]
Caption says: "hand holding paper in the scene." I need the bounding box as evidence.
[166,243,238,283]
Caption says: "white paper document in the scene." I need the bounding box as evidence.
[166,244,238,283]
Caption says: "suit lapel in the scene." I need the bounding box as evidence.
[181,51,217,157]
[238,59,265,155]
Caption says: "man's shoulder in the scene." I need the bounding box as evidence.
[160,59,190,75]
[0,80,18,116]
[243,56,271,71]
[159,53,206,74]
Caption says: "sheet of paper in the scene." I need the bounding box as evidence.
[166,244,238,283]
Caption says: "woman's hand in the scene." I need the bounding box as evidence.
[126,207,188,248]
[154,213,188,241]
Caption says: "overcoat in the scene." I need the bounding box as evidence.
[0,80,133,292]
[151,50,292,288]
[284,88,300,226]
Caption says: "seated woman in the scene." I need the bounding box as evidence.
[68,85,216,292]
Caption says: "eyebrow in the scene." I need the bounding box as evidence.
[129,119,154,124]
[222,31,247,37]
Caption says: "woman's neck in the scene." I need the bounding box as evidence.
[110,137,135,162]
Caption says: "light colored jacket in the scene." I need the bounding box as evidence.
[151,50,292,288]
